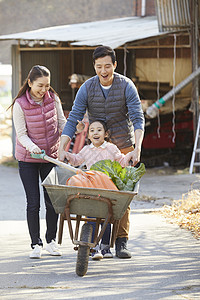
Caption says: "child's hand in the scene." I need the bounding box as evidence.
[75,120,85,134]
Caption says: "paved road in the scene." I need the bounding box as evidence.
[0,164,200,299]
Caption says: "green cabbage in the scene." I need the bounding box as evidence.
[90,160,146,191]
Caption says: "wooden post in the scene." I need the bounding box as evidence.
[190,0,199,171]
[191,0,199,135]
[11,44,21,159]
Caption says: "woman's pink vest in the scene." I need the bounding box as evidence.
[15,89,60,163]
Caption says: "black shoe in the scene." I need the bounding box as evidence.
[115,237,132,258]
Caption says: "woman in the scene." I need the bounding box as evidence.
[11,65,66,259]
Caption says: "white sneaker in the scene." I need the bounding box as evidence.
[29,244,42,259]
[100,244,113,258]
[101,248,113,258]
[91,250,103,260]
[46,240,62,256]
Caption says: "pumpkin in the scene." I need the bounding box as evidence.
[66,170,118,190]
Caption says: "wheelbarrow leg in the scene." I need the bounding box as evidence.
[74,215,82,242]
[58,213,65,245]
[97,215,111,245]
[92,218,101,246]
[92,215,111,247]
[110,220,120,248]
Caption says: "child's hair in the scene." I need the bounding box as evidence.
[87,120,111,144]
[7,65,58,110]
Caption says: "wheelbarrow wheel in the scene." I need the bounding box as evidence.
[76,223,93,277]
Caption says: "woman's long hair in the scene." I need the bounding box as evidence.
[8,65,58,110]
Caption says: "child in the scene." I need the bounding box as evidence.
[65,120,133,260]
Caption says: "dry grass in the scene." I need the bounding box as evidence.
[1,157,18,168]
[160,189,200,239]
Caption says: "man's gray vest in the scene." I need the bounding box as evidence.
[85,73,134,149]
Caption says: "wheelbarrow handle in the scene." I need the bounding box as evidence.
[31,150,78,173]
[30,149,46,160]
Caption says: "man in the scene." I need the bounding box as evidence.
[59,46,145,258]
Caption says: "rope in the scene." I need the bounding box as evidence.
[156,43,161,138]
[172,34,176,143]
[123,45,127,76]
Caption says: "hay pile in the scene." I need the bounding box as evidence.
[160,189,200,239]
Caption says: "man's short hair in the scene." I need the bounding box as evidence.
[93,46,116,64]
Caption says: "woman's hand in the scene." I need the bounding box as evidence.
[31,145,42,154]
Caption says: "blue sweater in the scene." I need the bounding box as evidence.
[62,76,144,141]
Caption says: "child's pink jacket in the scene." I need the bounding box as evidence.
[65,141,131,169]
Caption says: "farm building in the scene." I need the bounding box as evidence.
[0,0,199,167]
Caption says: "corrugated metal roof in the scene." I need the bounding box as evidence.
[155,0,191,32]
[0,16,170,49]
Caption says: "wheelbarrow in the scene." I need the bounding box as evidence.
[31,151,139,276]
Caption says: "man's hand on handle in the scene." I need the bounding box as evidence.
[128,147,141,166]
[128,128,144,167]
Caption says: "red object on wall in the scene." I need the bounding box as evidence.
[64,111,89,153]
[143,110,193,150]
[72,122,89,153]
[143,130,175,149]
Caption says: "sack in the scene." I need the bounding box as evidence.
[66,170,118,190]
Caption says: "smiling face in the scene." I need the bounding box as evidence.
[28,75,50,101]
[88,121,106,147]
[94,55,117,86]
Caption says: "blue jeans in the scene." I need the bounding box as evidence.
[18,161,58,248]
[88,221,111,247]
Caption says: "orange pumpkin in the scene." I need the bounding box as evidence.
[66,170,118,190]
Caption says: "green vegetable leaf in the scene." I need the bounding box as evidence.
[90,160,121,178]
[124,163,146,185]
[90,159,146,191]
